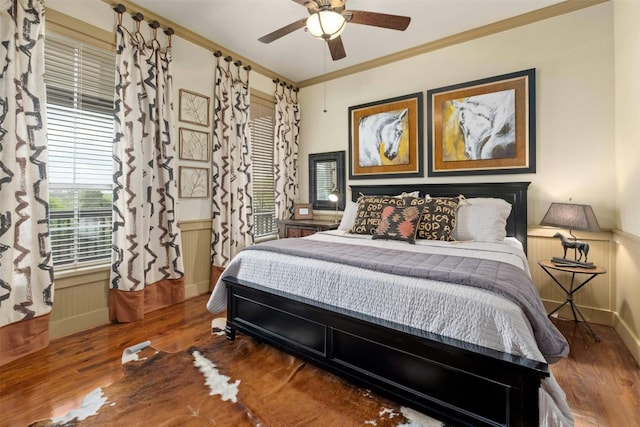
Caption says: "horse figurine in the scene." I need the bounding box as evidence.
[358,109,408,167]
[553,232,590,262]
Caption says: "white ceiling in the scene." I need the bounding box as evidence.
[132,0,565,84]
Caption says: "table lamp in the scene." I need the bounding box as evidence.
[328,188,339,223]
[540,202,600,268]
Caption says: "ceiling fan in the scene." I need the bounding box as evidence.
[258,0,411,61]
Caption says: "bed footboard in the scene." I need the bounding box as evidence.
[223,276,548,427]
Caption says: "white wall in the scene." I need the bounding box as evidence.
[299,3,617,229]
[47,0,274,222]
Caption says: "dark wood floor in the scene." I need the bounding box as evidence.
[1,294,638,426]
[549,317,640,426]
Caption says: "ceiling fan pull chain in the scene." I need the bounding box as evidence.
[323,44,327,112]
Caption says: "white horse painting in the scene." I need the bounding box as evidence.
[358,109,408,167]
[450,90,515,160]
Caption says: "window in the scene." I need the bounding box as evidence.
[45,33,115,268]
[250,95,277,240]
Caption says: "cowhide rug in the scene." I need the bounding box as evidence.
[30,318,446,427]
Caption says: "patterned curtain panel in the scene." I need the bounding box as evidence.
[0,0,53,366]
[274,83,300,221]
[210,56,254,287]
[111,16,184,322]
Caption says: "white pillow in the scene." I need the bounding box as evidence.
[394,191,420,198]
[453,198,512,242]
[338,200,358,231]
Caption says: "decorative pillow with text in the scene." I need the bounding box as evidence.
[406,196,461,241]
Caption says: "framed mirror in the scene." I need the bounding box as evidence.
[309,151,345,211]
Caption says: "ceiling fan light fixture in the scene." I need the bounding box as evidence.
[306,9,346,41]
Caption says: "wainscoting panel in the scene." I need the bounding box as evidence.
[528,227,614,326]
[179,219,213,298]
[50,220,213,339]
[46,222,639,366]
[51,267,110,339]
[613,230,640,363]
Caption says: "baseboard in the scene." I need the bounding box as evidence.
[50,308,110,340]
[613,314,640,365]
[542,299,614,326]
[543,299,640,364]
[185,280,211,299]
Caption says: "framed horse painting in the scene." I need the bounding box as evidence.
[348,92,423,179]
[427,68,536,177]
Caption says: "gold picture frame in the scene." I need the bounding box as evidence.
[427,68,536,176]
[348,92,423,179]
[293,203,313,220]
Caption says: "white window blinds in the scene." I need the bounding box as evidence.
[250,96,277,240]
[45,33,115,268]
[315,160,335,201]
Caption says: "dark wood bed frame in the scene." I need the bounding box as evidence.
[223,182,547,426]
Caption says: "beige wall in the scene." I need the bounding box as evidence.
[299,3,616,229]
[614,0,640,236]
[612,0,640,363]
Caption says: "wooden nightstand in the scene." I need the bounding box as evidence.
[277,219,338,238]
[538,259,606,342]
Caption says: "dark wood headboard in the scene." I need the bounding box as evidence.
[350,182,530,254]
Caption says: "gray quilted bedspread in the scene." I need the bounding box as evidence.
[244,238,569,363]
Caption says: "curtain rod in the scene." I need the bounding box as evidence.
[113,3,174,37]
[273,78,299,92]
[213,50,251,72]
[102,0,292,85]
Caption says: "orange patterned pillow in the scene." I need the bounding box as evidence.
[372,205,423,244]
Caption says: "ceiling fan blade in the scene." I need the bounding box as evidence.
[327,37,346,60]
[258,17,307,43]
[345,10,411,31]
[292,0,345,10]
[291,0,316,10]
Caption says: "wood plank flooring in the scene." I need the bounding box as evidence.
[550,317,640,426]
[1,294,638,426]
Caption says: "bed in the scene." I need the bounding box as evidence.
[207,182,573,427]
